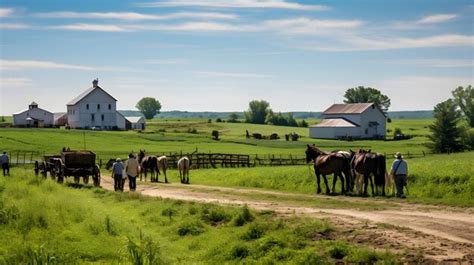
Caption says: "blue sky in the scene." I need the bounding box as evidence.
[0,0,473,115]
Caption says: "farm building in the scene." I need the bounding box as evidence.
[126,116,146,130]
[309,103,386,139]
[53,112,68,127]
[66,79,125,130]
[13,102,54,127]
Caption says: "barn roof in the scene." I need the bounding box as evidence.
[322,103,374,115]
[126,116,144,123]
[310,118,359,128]
[67,86,117,106]
[54,112,67,120]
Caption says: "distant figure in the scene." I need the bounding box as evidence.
[126,154,139,191]
[246,130,250,139]
[177,157,190,184]
[112,158,124,191]
[1,152,9,176]
[391,152,408,198]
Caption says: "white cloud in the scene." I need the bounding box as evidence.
[0,8,13,17]
[0,77,33,87]
[50,23,129,32]
[190,70,274,78]
[139,59,189,65]
[34,11,237,20]
[0,23,30,29]
[306,34,474,51]
[138,0,330,11]
[0,59,132,71]
[127,21,259,32]
[387,59,473,68]
[417,14,458,24]
[262,17,363,35]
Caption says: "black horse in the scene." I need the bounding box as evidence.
[138,150,160,182]
[351,149,386,196]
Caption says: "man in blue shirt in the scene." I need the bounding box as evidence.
[1,152,9,176]
[112,158,124,192]
[391,152,408,198]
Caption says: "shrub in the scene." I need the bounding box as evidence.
[177,221,205,236]
[128,231,163,265]
[242,223,266,240]
[104,215,118,236]
[215,118,222,123]
[230,244,249,260]
[161,207,178,221]
[233,205,254,226]
[201,207,231,226]
[25,244,57,265]
[328,241,349,259]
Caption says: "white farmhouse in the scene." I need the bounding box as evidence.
[309,103,386,139]
[13,102,54,127]
[67,79,123,130]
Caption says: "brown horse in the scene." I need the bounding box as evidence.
[138,150,160,182]
[351,149,386,196]
[305,145,352,195]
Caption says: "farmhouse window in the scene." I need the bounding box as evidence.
[91,114,95,122]
[97,104,100,110]
[101,114,104,121]
[108,104,111,110]
[86,104,89,110]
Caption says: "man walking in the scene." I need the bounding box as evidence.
[125,153,139,191]
[390,152,408,198]
[112,158,124,191]
[1,152,9,176]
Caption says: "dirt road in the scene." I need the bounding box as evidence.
[101,177,474,262]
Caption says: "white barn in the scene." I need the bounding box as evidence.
[126,116,146,130]
[309,103,386,139]
[13,102,54,127]
[67,79,123,130]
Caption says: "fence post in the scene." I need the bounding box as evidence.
[23,152,26,164]
[16,152,19,165]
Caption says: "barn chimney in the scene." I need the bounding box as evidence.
[92,78,99,88]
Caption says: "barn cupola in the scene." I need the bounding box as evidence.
[29,101,38,110]
[92,78,99,88]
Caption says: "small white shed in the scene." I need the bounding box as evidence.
[126,116,146,130]
[309,103,386,139]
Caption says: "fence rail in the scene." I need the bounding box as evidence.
[8,150,434,169]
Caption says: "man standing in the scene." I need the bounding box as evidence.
[390,152,408,198]
[126,153,139,191]
[1,152,9,176]
[112,158,124,192]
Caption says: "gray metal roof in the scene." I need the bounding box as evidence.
[126,116,144,123]
[310,118,359,128]
[323,103,374,115]
[67,86,117,106]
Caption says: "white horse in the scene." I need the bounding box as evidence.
[177,157,190,184]
[157,156,169,183]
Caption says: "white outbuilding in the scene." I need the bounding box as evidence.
[66,79,124,130]
[309,103,386,139]
[126,116,146,130]
[13,102,54,127]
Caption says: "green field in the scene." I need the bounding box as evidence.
[0,169,399,264]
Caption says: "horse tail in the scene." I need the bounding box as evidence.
[375,155,386,187]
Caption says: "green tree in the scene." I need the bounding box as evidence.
[428,99,464,153]
[228,113,240,123]
[244,100,271,124]
[343,86,391,113]
[136,97,162,119]
[452,85,473,127]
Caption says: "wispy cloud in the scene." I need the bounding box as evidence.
[262,17,363,35]
[0,77,33,87]
[138,0,330,11]
[0,8,14,17]
[190,70,274,78]
[50,23,129,32]
[0,23,30,29]
[306,34,474,51]
[34,11,237,20]
[139,59,189,65]
[386,59,473,68]
[0,59,132,71]
[417,14,458,24]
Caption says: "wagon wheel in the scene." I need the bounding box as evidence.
[83,175,90,184]
[93,165,101,187]
[34,161,39,176]
[56,164,64,184]
[41,161,48,178]
[50,168,56,181]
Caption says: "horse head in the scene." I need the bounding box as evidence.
[305,144,322,163]
[138,150,145,163]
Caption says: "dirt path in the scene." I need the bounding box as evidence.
[101,177,474,262]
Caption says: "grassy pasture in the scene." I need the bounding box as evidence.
[0,168,399,264]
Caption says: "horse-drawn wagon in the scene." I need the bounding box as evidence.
[35,150,101,187]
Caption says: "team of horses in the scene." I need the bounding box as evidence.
[305,144,393,196]
[134,150,190,184]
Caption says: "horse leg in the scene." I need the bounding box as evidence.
[179,168,183,183]
[369,174,375,196]
[186,169,189,184]
[339,172,345,195]
[331,173,338,194]
[315,173,322,194]
[322,175,331,194]
[164,169,168,183]
[363,173,369,197]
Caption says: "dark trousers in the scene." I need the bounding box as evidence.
[114,174,123,191]
[395,174,407,197]
[2,163,9,176]
[128,175,137,191]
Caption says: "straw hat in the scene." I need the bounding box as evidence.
[116,158,122,162]
[395,152,403,159]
